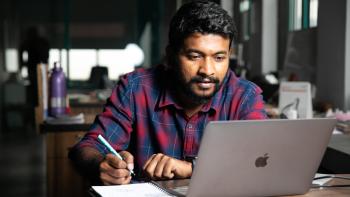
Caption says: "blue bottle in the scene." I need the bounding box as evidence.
[50,62,66,117]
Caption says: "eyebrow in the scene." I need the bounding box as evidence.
[184,49,228,55]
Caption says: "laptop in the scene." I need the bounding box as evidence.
[185,118,336,197]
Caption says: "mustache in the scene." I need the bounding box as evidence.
[189,75,220,84]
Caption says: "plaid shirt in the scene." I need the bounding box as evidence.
[73,66,267,173]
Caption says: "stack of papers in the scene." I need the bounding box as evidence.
[45,113,85,124]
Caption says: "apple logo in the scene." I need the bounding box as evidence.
[255,153,269,167]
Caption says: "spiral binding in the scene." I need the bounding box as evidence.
[150,181,185,196]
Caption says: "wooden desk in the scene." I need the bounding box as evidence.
[156,175,350,196]
[45,129,89,197]
[41,101,103,197]
[70,100,104,123]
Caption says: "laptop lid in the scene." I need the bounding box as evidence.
[187,118,336,197]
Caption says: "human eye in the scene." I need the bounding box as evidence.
[187,53,202,61]
[214,54,226,62]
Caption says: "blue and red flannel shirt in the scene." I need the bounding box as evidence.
[73,66,267,173]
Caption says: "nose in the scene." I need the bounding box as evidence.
[198,57,215,76]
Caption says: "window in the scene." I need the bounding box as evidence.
[289,0,303,30]
[48,44,144,81]
[289,0,318,31]
[49,49,68,76]
[69,49,97,80]
[5,48,19,72]
[240,0,251,41]
[309,0,318,27]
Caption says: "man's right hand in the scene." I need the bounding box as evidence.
[99,151,134,185]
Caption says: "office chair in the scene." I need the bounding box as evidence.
[88,66,109,89]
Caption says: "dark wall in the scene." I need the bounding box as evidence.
[240,0,317,82]
[316,0,347,109]
[282,28,317,82]
[278,0,289,72]
[0,0,11,131]
[247,0,262,78]
[236,0,262,78]
[137,0,176,65]
[11,0,139,49]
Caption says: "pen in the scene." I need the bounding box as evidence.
[97,134,135,176]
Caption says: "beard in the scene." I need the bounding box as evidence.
[173,68,221,105]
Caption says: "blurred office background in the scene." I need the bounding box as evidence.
[0,0,350,196]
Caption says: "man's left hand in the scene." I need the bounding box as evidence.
[142,153,192,180]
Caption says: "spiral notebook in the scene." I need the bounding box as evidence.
[90,181,180,197]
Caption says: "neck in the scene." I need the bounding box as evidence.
[184,105,204,117]
[176,91,204,118]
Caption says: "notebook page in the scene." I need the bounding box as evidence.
[312,173,333,186]
[91,182,173,197]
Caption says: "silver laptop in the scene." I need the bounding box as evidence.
[186,118,336,197]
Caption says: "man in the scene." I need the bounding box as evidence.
[69,1,267,185]
[20,26,50,107]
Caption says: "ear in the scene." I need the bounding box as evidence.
[229,47,233,56]
[164,45,175,70]
[228,44,235,59]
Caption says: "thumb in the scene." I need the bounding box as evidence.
[119,151,134,171]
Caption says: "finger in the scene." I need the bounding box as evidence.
[100,172,130,185]
[100,160,130,179]
[144,154,163,178]
[100,161,131,185]
[106,153,127,169]
[154,155,168,178]
[100,159,118,176]
[100,171,117,185]
[163,159,175,179]
[120,175,132,185]
[120,151,134,171]
[110,169,131,179]
[143,154,157,171]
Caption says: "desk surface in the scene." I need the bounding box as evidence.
[40,123,91,133]
[156,175,350,197]
[329,134,350,155]
[321,134,350,173]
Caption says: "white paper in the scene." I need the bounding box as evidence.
[92,182,172,197]
[312,173,332,186]
[45,113,85,124]
[278,82,313,119]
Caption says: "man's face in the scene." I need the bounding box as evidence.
[173,33,231,104]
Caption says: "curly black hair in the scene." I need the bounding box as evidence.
[168,0,237,52]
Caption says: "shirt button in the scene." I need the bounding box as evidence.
[188,124,193,129]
